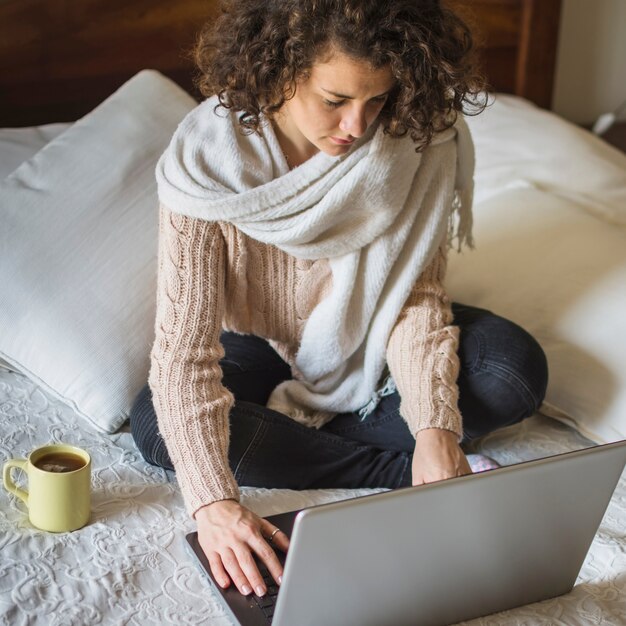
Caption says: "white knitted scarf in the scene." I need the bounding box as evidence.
[156,95,475,428]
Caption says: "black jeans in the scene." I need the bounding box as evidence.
[130,304,548,491]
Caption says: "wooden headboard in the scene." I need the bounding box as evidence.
[0,0,561,127]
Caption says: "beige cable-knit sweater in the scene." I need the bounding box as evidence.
[149,205,462,517]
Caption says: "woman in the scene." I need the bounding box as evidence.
[131,0,548,600]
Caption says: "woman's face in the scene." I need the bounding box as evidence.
[273,49,396,165]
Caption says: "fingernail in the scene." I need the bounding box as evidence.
[242,584,252,595]
[256,585,266,596]
[278,575,283,585]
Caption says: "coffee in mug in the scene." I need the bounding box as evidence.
[34,451,87,473]
[3,443,91,532]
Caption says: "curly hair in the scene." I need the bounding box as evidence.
[194,0,486,150]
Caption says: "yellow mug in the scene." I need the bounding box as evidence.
[3,443,91,532]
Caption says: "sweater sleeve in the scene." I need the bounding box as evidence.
[148,204,240,517]
[385,244,462,439]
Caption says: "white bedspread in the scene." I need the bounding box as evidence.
[1,368,625,625]
[2,103,626,625]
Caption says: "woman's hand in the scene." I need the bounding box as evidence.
[411,428,472,485]
[195,499,289,597]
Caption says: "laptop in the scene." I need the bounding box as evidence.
[185,440,626,626]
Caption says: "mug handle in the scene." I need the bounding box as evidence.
[3,459,29,504]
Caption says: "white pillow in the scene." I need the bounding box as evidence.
[0,122,70,180]
[448,96,626,443]
[0,122,71,374]
[0,70,196,433]
[468,94,626,225]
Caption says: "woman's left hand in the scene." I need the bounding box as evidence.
[411,428,472,485]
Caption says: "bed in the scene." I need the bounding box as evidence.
[2,1,626,624]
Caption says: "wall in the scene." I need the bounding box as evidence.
[552,0,626,125]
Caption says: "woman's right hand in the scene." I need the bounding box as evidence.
[195,499,289,597]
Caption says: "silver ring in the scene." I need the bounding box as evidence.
[268,528,280,544]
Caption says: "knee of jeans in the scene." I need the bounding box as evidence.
[489,320,549,417]
[129,384,161,464]
[462,315,548,419]
[509,324,548,414]
[525,337,548,414]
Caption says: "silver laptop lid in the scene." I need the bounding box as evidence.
[273,441,626,626]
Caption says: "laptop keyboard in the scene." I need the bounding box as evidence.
[252,567,280,623]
